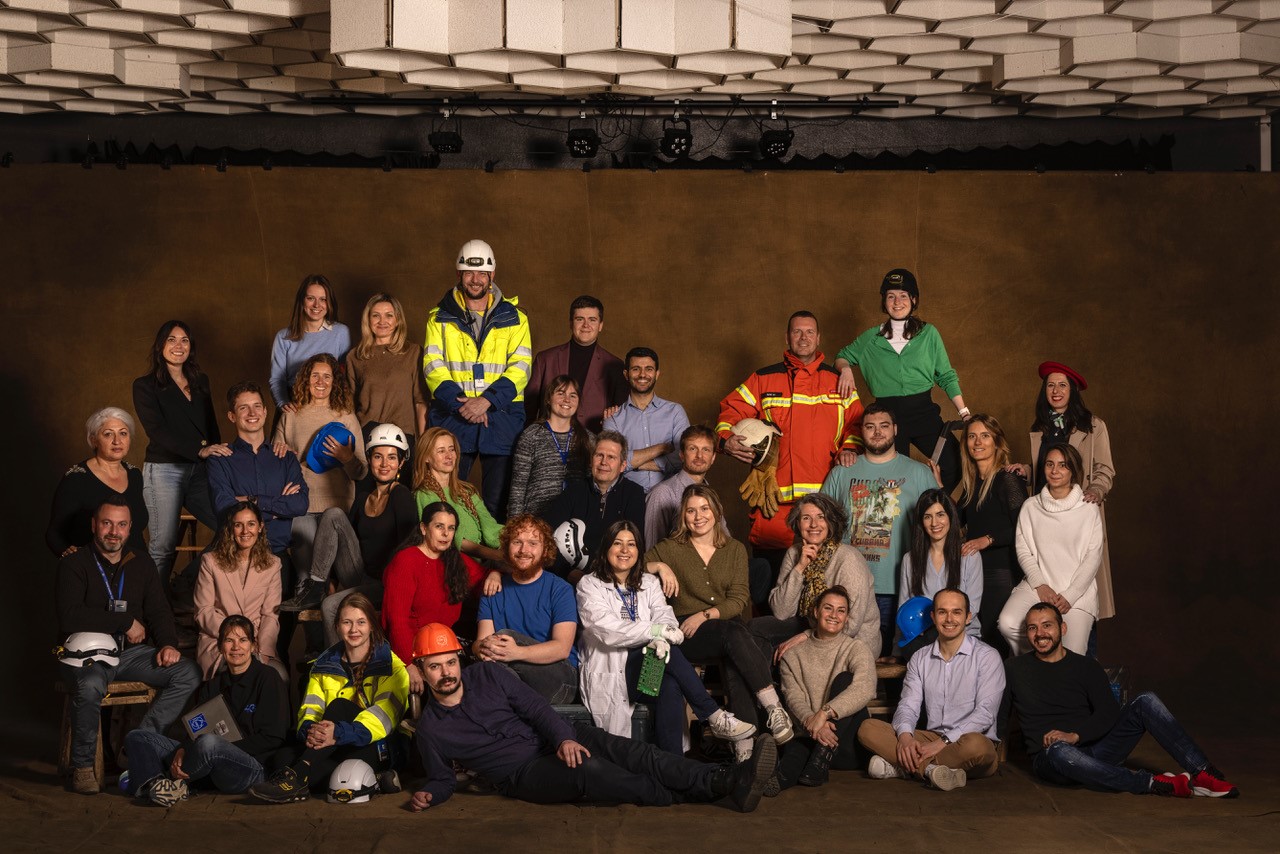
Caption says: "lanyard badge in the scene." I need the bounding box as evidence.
[94,555,127,613]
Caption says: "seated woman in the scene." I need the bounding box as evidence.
[280,424,419,649]
[382,501,499,693]
[249,592,410,803]
[957,414,1026,655]
[577,519,755,756]
[194,501,283,679]
[507,374,592,518]
[124,615,289,805]
[754,493,878,662]
[412,427,503,565]
[645,484,793,759]
[46,406,148,558]
[998,444,1103,656]
[897,489,983,659]
[774,586,876,792]
[273,353,368,578]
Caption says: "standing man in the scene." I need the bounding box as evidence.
[604,347,690,495]
[526,295,626,433]
[644,424,726,548]
[718,311,865,585]
[56,496,200,794]
[857,588,1004,792]
[423,239,532,521]
[544,431,646,579]
[820,402,935,658]
[1004,603,1239,799]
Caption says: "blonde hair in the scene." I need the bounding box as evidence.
[959,413,1012,508]
[353,293,408,360]
[412,427,483,522]
[671,483,730,549]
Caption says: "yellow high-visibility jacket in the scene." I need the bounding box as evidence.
[297,641,409,745]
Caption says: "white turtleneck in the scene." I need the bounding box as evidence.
[1014,483,1104,610]
[887,319,909,353]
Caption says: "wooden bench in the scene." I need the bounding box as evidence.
[867,661,907,719]
[56,679,156,791]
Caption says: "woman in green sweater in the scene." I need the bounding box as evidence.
[834,269,970,491]
[412,427,504,565]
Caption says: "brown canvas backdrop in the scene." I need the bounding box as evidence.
[3,167,1274,728]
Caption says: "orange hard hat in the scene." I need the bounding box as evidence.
[413,623,462,661]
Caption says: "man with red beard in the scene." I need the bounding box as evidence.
[473,515,579,703]
[410,623,777,812]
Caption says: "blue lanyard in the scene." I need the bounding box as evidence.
[545,422,571,465]
[615,585,638,622]
[94,554,126,601]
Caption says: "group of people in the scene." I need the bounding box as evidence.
[51,240,1238,809]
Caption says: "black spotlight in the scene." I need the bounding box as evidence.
[1,152,12,168]
[659,118,693,159]
[161,155,173,170]
[382,155,393,172]
[262,157,272,171]
[216,156,228,173]
[759,126,794,159]
[568,128,600,158]
[428,130,463,155]
[116,155,127,170]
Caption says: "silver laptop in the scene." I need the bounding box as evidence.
[181,695,244,743]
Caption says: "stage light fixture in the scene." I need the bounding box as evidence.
[659,119,693,159]
[216,157,228,173]
[759,126,794,159]
[568,128,600,159]
[429,130,463,155]
[1,152,12,168]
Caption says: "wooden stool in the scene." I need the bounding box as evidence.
[56,680,157,791]
[867,661,908,719]
[175,513,201,556]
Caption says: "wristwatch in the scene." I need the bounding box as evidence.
[934,731,952,744]
[821,704,837,721]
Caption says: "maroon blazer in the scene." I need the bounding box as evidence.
[526,341,627,432]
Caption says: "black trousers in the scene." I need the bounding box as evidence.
[775,673,871,789]
[498,721,716,806]
[680,619,774,728]
[291,697,392,790]
[876,391,960,492]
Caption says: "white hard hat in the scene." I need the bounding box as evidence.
[554,518,590,570]
[730,418,782,467]
[57,632,120,668]
[328,758,379,804]
[456,239,496,272]
[366,423,410,457]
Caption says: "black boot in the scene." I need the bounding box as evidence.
[278,577,325,612]
[798,743,834,787]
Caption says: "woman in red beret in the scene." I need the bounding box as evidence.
[1012,362,1116,639]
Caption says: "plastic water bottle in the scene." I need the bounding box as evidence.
[118,770,130,793]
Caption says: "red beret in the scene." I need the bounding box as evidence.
[1038,361,1087,390]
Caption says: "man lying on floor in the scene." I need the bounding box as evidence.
[407,623,776,813]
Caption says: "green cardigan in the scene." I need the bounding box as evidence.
[836,322,962,399]
[414,486,502,549]
[645,537,751,623]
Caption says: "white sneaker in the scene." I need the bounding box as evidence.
[924,763,967,792]
[733,737,755,764]
[708,709,757,742]
[764,706,794,745]
[868,755,908,780]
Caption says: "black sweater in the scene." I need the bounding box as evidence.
[350,479,419,580]
[543,477,647,576]
[1004,650,1119,755]
[196,659,289,761]
[45,461,148,557]
[132,373,222,464]
[56,546,178,650]
[959,469,1028,574]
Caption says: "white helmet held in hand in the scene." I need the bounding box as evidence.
[554,518,590,570]
[730,418,782,467]
[456,239,496,272]
[328,759,379,804]
[57,632,120,668]
[366,423,410,457]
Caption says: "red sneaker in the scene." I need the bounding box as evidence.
[1191,769,1239,799]
[1151,772,1192,798]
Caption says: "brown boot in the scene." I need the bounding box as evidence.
[72,767,98,795]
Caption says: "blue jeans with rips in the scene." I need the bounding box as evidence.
[126,730,265,795]
[1031,691,1211,794]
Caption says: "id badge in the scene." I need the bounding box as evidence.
[109,599,128,613]
[472,363,486,392]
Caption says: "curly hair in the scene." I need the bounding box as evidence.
[210,501,276,574]
[786,493,848,545]
[500,514,556,570]
[290,352,353,413]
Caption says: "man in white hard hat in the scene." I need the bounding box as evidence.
[423,239,532,521]
[717,311,865,604]
[55,496,200,794]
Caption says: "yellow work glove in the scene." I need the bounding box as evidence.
[738,439,782,517]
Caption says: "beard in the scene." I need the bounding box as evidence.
[863,436,895,455]
[510,563,542,583]
[431,677,460,697]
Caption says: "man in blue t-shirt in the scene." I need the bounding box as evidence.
[475,514,579,703]
[821,402,937,659]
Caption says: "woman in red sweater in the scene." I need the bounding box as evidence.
[381,501,493,693]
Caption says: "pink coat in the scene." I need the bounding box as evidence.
[193,552,283,679]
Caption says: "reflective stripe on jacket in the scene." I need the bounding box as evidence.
[298,641,409,744]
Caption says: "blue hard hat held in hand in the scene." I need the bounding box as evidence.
[896,596,934,647]
[305,422,355,473]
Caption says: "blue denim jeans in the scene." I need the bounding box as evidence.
[126,730,264,794]
[875,593,896,659]
[1032,692,1210,794]
[625,645,719,755]
[143,462,219,580]
[61,644,201,768]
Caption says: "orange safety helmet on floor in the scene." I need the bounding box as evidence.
[412,623,463,661]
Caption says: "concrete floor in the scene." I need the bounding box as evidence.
[2,717,1275,854]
